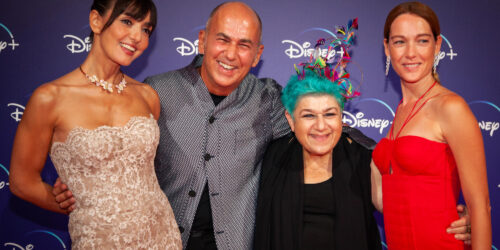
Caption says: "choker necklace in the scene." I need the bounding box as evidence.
[79,66,127,93]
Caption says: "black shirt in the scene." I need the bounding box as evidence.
[190,93,226,232]
[302,177,335,250]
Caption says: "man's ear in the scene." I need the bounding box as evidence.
[89,9,105,35]
[198,30,206,54]
[285,110,294,132]
[251,44,264,67]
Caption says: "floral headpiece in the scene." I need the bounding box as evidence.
[294,18,360,100]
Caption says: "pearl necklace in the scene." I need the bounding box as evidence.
[79,66,127,93]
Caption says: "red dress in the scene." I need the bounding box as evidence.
[372,88,464,249]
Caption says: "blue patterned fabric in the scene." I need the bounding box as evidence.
[144,55,290,250]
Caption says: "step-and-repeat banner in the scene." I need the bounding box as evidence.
[1,0,498,249]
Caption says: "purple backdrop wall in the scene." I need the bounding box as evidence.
[1,0,498,249]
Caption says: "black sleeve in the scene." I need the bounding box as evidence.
[347,137,382,250]
[348,137,374,211]
[254,135,291,250]
[342,126,377,150]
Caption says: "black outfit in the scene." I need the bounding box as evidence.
[186,93,226,250]
[302,178,336,250]
[254,133,381,250]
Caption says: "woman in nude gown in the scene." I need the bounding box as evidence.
[9,0,182,249]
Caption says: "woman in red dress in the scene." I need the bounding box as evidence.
[371,2,491,249]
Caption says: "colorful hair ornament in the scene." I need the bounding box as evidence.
[295,18,361,100]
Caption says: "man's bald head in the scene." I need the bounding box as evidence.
[205,1,262,43]
[197,1,265,95]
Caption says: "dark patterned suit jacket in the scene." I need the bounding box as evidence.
[145,55,290,250]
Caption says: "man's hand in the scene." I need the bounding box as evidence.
[52,178,76,214]
[446,204,471,245]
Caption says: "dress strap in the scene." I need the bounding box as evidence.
[389,99,403,140]
[392,81,438,140]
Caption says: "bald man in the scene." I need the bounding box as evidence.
[144,2,289,249]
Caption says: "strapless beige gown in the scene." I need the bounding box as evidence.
[50,115,182,249]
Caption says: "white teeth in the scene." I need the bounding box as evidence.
[311,134,329,138]
[218,61,235,70]
[120,43,136,52]
[405,63,419,68]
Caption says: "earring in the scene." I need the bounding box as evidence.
[433,55,439,74]
[385,56,391,76]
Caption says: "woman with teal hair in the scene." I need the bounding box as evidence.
[253,19,382,248]
[254,69,381,249]
[281,71,347,112]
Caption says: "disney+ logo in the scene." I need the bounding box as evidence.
[3,230,67,250]
[63,34,91,54]
[282,27,347,59]
[0,23,20,54]
[342,111,391,134]
[8,103,25,122]
[470,101,500,137]
[173,37,199,56]
[342,98,394,134]
[342,98,395,135]
[434,35,458,68]
[282,40,345,59]
[479,121,499,137]
[0,164,9,191]
[3,243,34,250]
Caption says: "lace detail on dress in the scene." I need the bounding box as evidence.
[50,115,182,249]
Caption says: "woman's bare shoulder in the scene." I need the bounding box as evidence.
[126,77,157,95]
[29,70,84,108]
[430,85,474,127]
[427,85,465,112]
[125,77,158,102]
[125,76,160,118]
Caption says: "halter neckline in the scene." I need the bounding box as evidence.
[390,81,438,140]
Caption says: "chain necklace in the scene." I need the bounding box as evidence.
[79,66,127,93]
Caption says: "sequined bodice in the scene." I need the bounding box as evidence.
[50,115,181,249]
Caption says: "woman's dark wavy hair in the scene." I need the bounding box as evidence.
[89,0,157,43]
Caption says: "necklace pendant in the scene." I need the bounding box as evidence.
[90,75,98,83]
[116,78,127,93]
[79,66,127,94]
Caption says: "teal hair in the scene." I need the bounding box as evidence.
[282,71,346,118]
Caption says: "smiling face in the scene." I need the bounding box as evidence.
[93,10,153,66]
[198,2,264,96]
[286,94,343,158]
[384,13,442,84]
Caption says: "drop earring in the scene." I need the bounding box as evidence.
[385,56,391,76]
[433,55,439,74]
